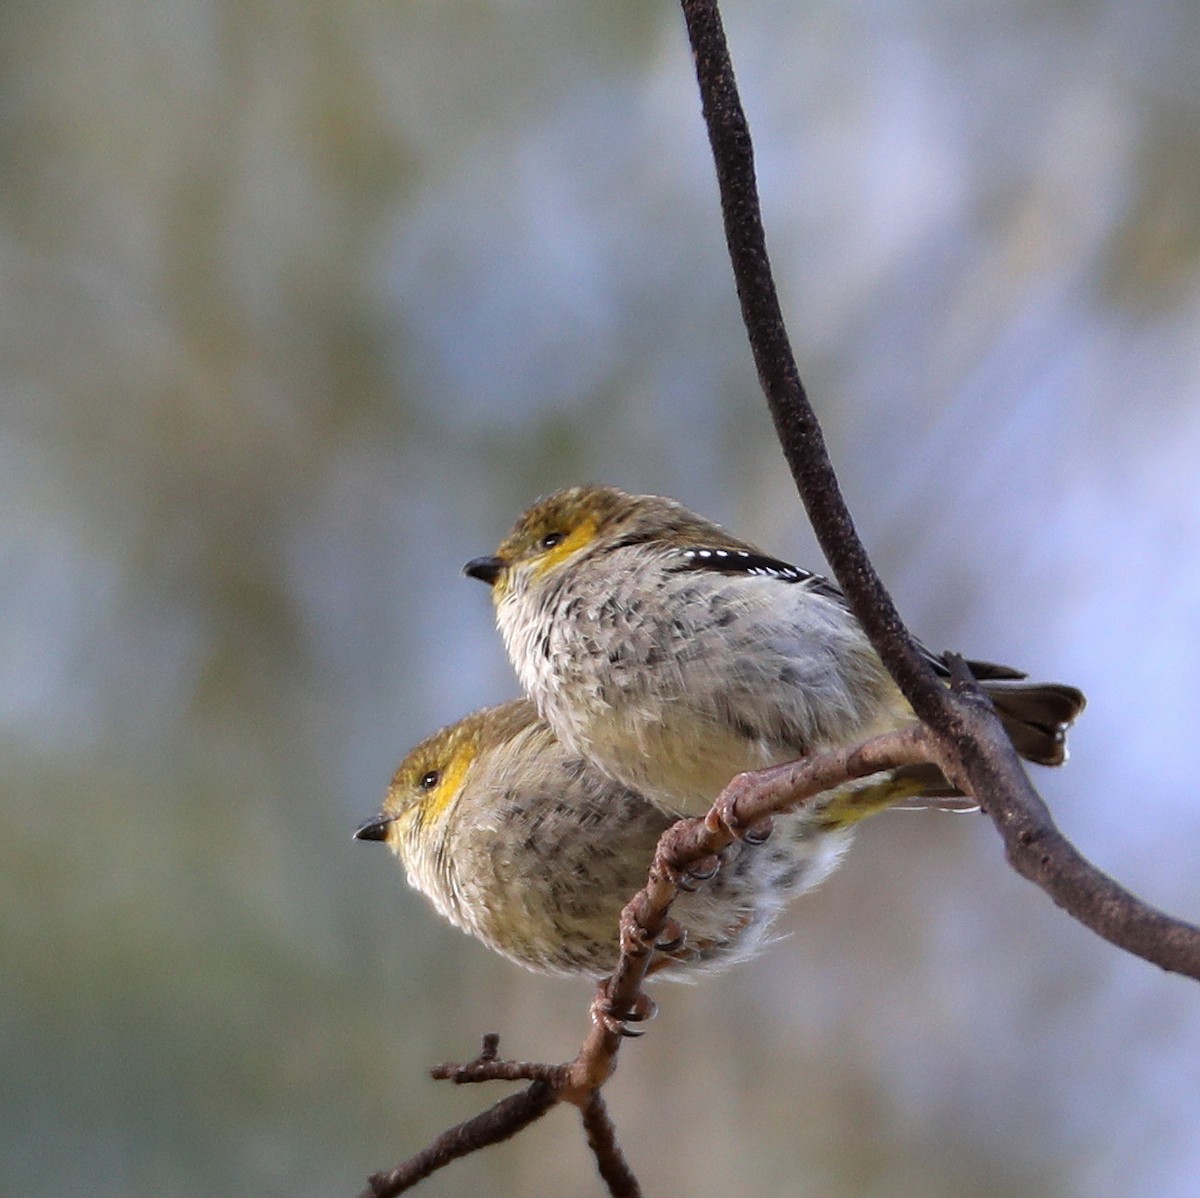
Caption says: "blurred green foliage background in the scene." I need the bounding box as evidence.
[3,1,1199,1195]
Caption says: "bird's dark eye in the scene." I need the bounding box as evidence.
[419,770,441,791]
[539,531,565,550]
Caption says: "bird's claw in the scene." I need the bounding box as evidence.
[710,792,774,846]
[675,852,722,891]
[741,816,774,845]
[655,918,688,955]
[686,853,722,881]
[590,984,658,1037]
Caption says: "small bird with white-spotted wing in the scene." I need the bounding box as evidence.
[465,485,1085,820]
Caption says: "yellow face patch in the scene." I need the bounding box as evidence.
[387,730,479,840]
[529,516,599,578]
[417,744,474,829]
[489,511,602,600]
[383,705,537,861]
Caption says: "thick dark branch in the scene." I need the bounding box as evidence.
[939,688,1200,975]
[678,0,945,725]
[678,0,1200,979]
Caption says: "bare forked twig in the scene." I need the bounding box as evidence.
[358,726,953,1196]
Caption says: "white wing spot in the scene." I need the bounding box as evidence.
[680,546,808,583]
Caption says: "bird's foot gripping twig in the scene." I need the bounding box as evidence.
[707,784,775,847]
[590,978,658,1038]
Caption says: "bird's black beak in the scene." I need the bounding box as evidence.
[463,555,505,585]
[354,814,394,842]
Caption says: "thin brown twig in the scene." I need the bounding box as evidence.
[563,727,949,1104]
[368,700,1200,1195]
[581,1093,643,1198]
[357,729,948,1195]
[358,1080,558,1198]
[431,1035,567,1088]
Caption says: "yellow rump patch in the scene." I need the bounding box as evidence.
[818,774,929,829]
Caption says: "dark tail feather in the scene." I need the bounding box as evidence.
[923,654,1086,768]
[979,678,1086,766]
[842,672,1085,820]
[882,676,1085,814]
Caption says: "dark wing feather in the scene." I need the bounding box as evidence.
[671,547,843,599]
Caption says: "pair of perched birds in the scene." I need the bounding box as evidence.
[356,486,1085,981]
